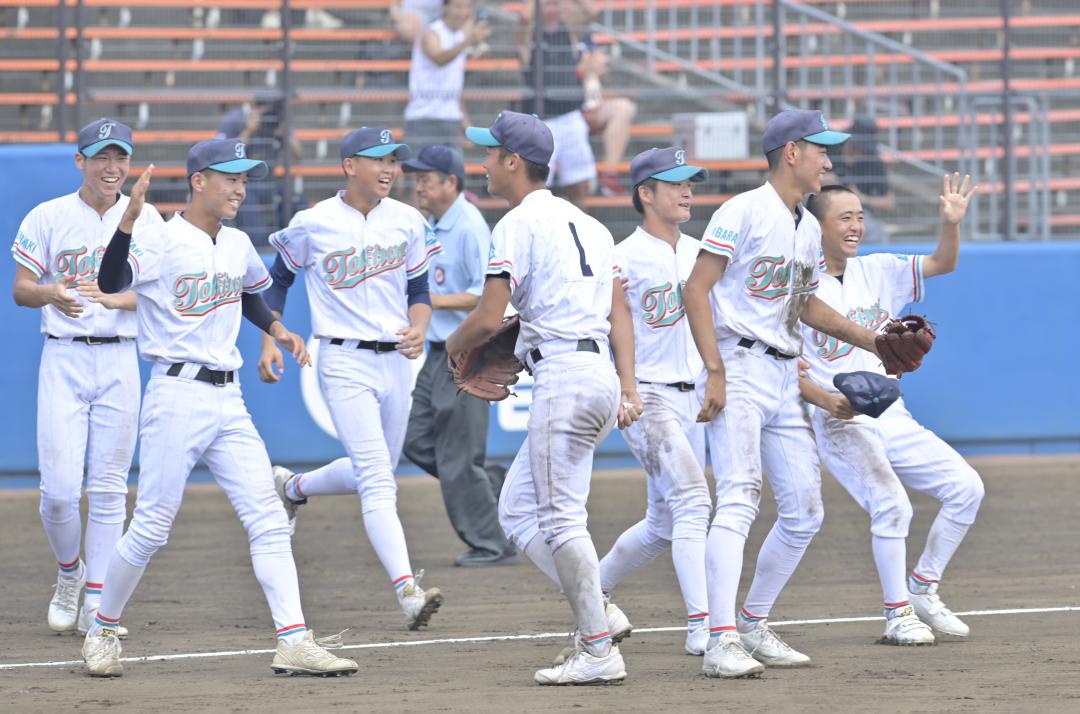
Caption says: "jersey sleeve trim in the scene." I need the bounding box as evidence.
[243,274,272,294]
[269,231,302,272]
[701,236,735,259]
[406,242,443,279]
[12,245,46,277]
[911,255,926,303]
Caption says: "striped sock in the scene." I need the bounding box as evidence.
[581,630,612,656]
[708,625,736,646]
[284,474,306,503]
[736,607,764,634]
[84,581,104,609]
[687,612,708,632]
[393,574,415,600]
[92,611,121,637]
[58,557,83,578]
[601,591,611,605]
[276,623,307,644]
[883,600,911,618]
[909,571,935,594]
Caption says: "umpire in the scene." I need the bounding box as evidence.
[402,145,515,566]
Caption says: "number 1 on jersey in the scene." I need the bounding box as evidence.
[568,222,594,277]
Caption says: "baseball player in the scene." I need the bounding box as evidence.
[595,146,713,656]
[447,110,643,685]
[80,139,358,678]
[12,118,161,637]
[799,175,983,645]
[683,109,894,678]
[259,126,445,630]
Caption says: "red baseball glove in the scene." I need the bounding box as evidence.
[875,314,936,376]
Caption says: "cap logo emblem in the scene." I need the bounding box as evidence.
[674,149,686,166]
[98,122,116,139]
[235,142,246,158]
[380,129,392,144]
[819,113,828,130]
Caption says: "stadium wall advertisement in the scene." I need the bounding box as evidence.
[2,144,1078,477]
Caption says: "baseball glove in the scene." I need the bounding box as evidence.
[875,314,936,376]
[448,315,524,401]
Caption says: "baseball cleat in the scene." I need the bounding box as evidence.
[49,568,86,633]
[909,583,970,637]
[878,606,935,646]
[552,601,634,665]
[271,631,359,677]
[740,620,811,667]
[83,628,123,677]
[78,605,128,640]
[272,465,306,535]
[401,571,443,630]
[702,632,765,678]
[685,624,710,656]
[535,644,626,685]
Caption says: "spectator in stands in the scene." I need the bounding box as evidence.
[404,0,492,153]
[217,99,305,245]
[260,7,344,30]
[559,0,638,197]
[392,0,445,45]
[830,115,895,243]
[516,0,597,208]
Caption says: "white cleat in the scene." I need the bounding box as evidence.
[685,624,710,655]
[535,645,626,685]
[78,605,128,640]
[740,620,811,667]
[272,465,306,535]
[553,601,634,665]
[48,568,85,633]
[910,583,970,637]
[401,571,443,630]
[271,631,359,677]
[82,628,123,677]
[879,606,936,646]
[702,631,765,679]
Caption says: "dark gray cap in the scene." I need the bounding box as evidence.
[832,371,901,418]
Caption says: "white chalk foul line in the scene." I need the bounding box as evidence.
[2,605,1077,672]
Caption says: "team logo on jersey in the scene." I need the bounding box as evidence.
[98,122,117,139]
[234,142,247,158]
[172,271,244,316]
[812,301,890,362]
[54,246,105,282]
[745,255,816,301]
[322,242,408,289]
[380,129,392,144]
[434,266,445,285]
[641,281,686,328]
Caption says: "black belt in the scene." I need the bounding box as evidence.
[48,335,123,345]
[166,363,236,386]
[527,339,600,371]
[737,337,795,360]
[639,380,696,392]
[428,341,446,351]
[328,338,399,353]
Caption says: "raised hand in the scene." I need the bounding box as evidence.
[940,172,978,226]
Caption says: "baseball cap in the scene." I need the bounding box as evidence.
[186,138,269,179]
[401,145,466,187]
[340,126,411,161]
[78,118,134,157]
[762,109,850,155]
[466,111,554,166]
[630,146,708,187]
[832,371,901,418]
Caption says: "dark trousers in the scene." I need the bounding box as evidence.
[404,344,509,556]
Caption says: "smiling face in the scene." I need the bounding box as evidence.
[76,145,130,205]
[413,170,457,216]
[818,189,865,261]
[481,147,512,198]
[191,169,248,220]
[345,154,398,204]
[642,179,694,224]
[791,141,834,194]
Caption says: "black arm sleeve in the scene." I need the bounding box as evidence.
[263,254,295,315]
[406,271,431,308]
[241,291,278,335]
[98,227,134,294]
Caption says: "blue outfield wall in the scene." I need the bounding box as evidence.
[3,143,1078,477]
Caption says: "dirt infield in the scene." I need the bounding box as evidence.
[2,456,1079,712]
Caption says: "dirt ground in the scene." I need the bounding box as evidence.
[1,456,1078,713]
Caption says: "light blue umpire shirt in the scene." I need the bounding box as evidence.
[427,192,491,343]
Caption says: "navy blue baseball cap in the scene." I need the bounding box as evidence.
[762,109,850,155]
[466,111,554,166]
[340,126,410,161]
[630,146,708,187]
[401,144,466,187]
[186,138,269,179]
[833,371,901,418]
[78,118,134,157]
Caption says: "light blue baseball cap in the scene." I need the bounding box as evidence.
[78,118,134,157]
[340,126,410,160]
[762,109,850,155]
[186,139,269,179]
[631,146,708,187]
[466,111,554,166]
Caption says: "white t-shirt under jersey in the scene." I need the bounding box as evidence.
[405,19,466,122]
[615,226,703,384]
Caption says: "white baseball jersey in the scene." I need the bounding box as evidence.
[700,182,824,356]
[486,189,616,360]
[126,213,271,371]
[801,252,926,392]
[269,192,442,340]
[615,227,703,384]
[12,192,163,337]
